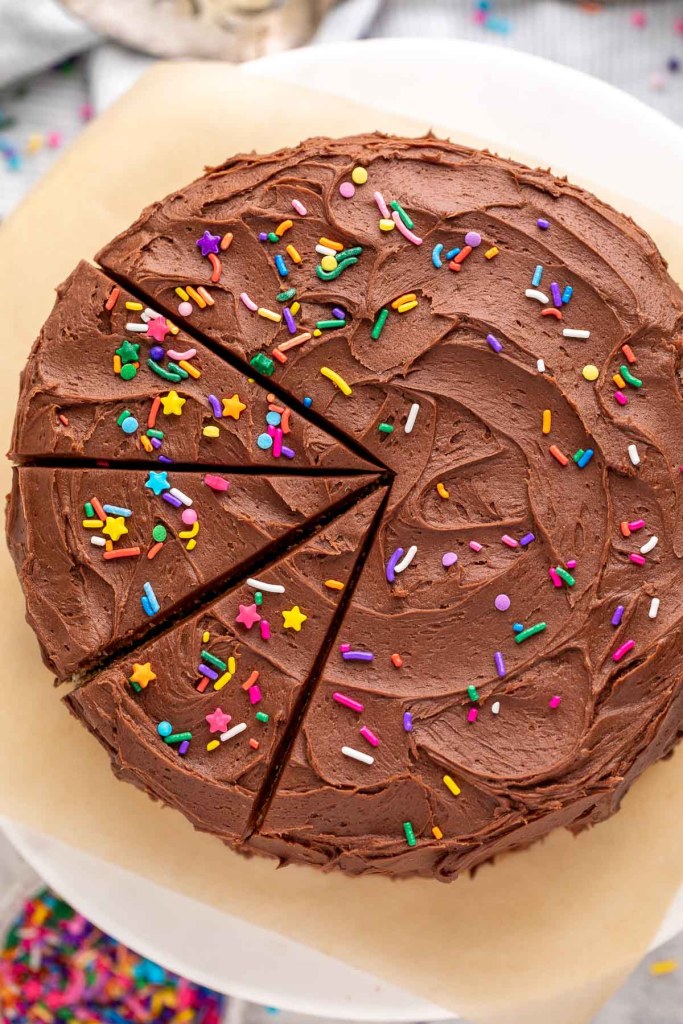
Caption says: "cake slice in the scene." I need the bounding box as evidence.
[65,489,385,848]
[10,261,373,471]
[7,466,380,678]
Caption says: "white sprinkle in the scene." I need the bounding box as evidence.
[648,597,660,619]
[491,701,501,715]
[525,289,549,304]
[374,191,390,218]
[628,443,641,466]
[169,487,192,506]
[247,578,285,593]
[537,358,546,373]
[220,722,247,742]
[90,536,106,547]
[315,244,337,257]
[141,308,160,322]
[394,545,417,574]
[562,328,591,339]
[291,199,307,216]
[404,402,420,434]
[342,745,374,765]
[125,322,148,332]
[640,536,658,554]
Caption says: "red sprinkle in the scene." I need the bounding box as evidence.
[391,653,403,668]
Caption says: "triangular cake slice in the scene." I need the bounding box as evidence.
[65,489,385,848]
[10,261,372,471]
[7,466,379,677]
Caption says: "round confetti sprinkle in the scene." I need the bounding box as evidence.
[339,181,355,199]
[442,551,458,568]
[494,593,511,612]
[303,396,313,407]
[178,301,193,317]
[152,524,167,542]
[582,364,600,381]
[119,362,137,381]
[150,344,165,361]
[351,166,368,184]
[157,720,173,737]
[257,432,274,450]
[120,415,138,434]
[266,410,282,426]
[182,507,198,525]
[464,231,482,247]
[320,254,338,272]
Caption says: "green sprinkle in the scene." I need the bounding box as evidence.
[315,257,358,282]
[166,362,189,379]
[115,340,140,363]
[573,449,585,463]
[267,232,279,243]
[378,422,394,434]
[148,359,182,382]
[371,308,389,340]
[467,685,479,702]
[116,409,132,426]
[254,591,263,606]
[335,246,363,261]
[163,732,192,744]
[201,650,227,671]
[316,319,347,330]
[129,680,142,693]
[277,288,296,302]
[403,821,417,847]
[84,502,94,518]
[147,428,164,440]
[152,524,167,543]
[250,353,275,376]
[120,363,137,381]
[555,567,575,587]
[514,622,547,644]
[256,711,269,723]
[390,200,414,229]
[620,365,642,388]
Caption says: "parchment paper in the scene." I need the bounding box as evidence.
[0,62,681,1024]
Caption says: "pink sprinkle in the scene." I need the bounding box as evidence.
[79,102,94,122]
[46,131,62,149]
[501,534,518,548]
[273,427,283,458]
[333,692,364,713]
[469,541,483,552]
[392,211,423,245]
[240,292,258,311]
[628,519,645,531]
[473,9,487,24]
[630,553,646,565]
[549,567,563,588]
[677,17,683,35]
[549,695,562,709]
[260,619,270,640]
[178,301,193,317]
[360,726,380,747]
[339,642,351,653]
[630,9,647,27]
[249,685,262,705]
[614,391,628,406]
[181,507,198,525]
[612,639,635,661]
[339,181,355,199]
[291,199,307,216]
[168,347,196,361]
[204,474,229,491]
[566,559,577,569]
[468,707,479,724]
[374,191,390,218]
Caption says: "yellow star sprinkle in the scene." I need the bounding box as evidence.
[281,605,307,632]
[222,393,247,420]
[129,662,156,688]
[102,516,128,542]
[160,390,186,416]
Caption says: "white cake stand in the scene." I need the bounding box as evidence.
[5,38,683,1021]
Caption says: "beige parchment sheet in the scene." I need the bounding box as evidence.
[0,63,681,1024]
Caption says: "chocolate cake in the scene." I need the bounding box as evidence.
[8,133,683,880]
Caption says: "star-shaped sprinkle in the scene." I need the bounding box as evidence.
[102,516,128,542]
[130,662,156,688]
[146,316,170,342]
[206,707,231,733]
[160,390,186,416]
[196,230,221,257]
[115,340,140,364]
[282,605,307,632]
[222,393,247,420]
[145,470,170,495]
[235,603,261,630]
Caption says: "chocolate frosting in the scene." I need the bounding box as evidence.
[8,133,683,879]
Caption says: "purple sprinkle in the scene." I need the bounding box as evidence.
[386,547,404,583]
[331,306,346,320]
[198,664,218,680]
[150,345,165,361]
[158,455,173,464]
[403,712,413,732]
[494,651,506,677]
[258,232,268,241]
[611,604,625,627]
[537,218,550,230]
[442,551,458,568]
[494,593,511,612]
[464,231,482,247]
[519,532,536,546]
[178,740,190,756]
[486,333,503,353]
[162,492,183,507]
[342,651,374,662]
[150,437,162,450]
[208,394,222,417]
[551,282,562,308]
[281,445,295,458]
[283,307,297,334]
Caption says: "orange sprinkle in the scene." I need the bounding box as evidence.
[220,232,233,251]
[242,670,260,692]
[113,355,122,373]
[105,287,120,311]
[449,245,472,271]
[391,653,403,668]
[278,332,312,353]
[140,435,153,453]
[280,408,291,434]
[620,521,632,538]
[208,252,222,283]
[249,738,260,750]
[147,542,164,560]
[58,413,69,427]
[186,286,206,308]
[549,445,569,466]
[622,344,637,364]
[286,244,302,264]
[324,579,345,590]
[196,286,214,307]
[103,546,142,560]
[613,373,626,389]
[276,219,293,236]
[91,497,106,521]
[541,308,562,319]
[179,359,200,379]
[148,396,161,429]
[432,826,444,840]
[319,237,343,251]
[272,349,288,364]
[268,402,285,413]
